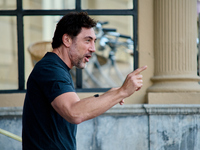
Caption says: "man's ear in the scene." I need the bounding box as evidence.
[62,34,72,47]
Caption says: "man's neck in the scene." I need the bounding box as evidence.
[52,45,73,69]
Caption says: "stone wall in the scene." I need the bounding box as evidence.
[0,105,200,150]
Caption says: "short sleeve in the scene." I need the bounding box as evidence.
[34,60,75,103]
[46,80,75,103]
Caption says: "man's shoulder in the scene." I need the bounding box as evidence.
[37,52,69,71]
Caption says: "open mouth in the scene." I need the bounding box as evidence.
[85,54,92,62]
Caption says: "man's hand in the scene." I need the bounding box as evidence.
[119,65,147,98]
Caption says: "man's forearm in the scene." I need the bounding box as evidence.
[68,88,124,124]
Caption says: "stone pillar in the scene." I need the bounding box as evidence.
[147,0,200,104]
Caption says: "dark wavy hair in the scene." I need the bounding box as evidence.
[51,12,97,49]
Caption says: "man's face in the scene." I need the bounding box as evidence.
[68,27,96,69]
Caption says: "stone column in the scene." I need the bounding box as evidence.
[147,0,200,104]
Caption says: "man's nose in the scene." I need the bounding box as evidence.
[89,43,96,52]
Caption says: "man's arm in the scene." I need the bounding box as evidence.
[51,65,147,124]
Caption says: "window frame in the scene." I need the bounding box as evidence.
[0,0,138,93]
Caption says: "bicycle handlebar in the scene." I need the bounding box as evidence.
[119,34,132,39]
[102,28,117,32]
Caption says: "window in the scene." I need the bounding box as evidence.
[0,0,138,93]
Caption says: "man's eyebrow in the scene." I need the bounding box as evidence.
[85,36,97,41]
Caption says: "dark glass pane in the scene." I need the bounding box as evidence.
[23,0,75,10]
[24,15,133,89]
[83,15,133,88]
[0,16,18,90]
[82,0,133,10]
[0,0,16,10]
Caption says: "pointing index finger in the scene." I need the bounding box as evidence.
[132,65,147,75]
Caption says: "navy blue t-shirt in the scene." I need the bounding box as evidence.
[22,52,77,150]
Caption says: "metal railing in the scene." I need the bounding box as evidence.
[0,128,22,142]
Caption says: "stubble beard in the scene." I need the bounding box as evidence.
[68,49,86,69]
[73,56,86,69]
[69,42,87,69]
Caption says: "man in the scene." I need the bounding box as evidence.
[22,12,147,150]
